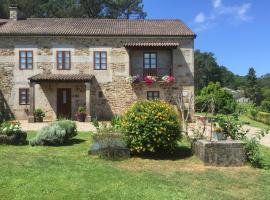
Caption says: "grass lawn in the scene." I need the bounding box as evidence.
[1,132,270,200]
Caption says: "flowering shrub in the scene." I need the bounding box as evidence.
[126,75,140,83]
[144,76,157,85]
[0,121,22,136]
[0,121,27,145]
[162,75,175,83]
[121,100,182,154]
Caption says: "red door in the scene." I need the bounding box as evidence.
[57,88,71,119]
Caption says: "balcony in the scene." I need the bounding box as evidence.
[142,67,172,77]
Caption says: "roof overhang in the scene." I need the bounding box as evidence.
[124,42,179,49]
[29,73,94,83]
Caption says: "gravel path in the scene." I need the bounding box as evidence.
[243,125,270,147]
[19,120,96,132]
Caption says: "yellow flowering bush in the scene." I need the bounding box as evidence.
[121,100,182,154]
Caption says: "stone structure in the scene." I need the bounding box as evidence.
[0,7,196,122]
[192,139,246,166]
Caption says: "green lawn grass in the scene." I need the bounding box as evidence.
[1,132,270,200]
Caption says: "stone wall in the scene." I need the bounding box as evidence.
[0,36,194,120]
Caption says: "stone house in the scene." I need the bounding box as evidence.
[0,7,196,122]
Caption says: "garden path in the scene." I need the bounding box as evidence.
[19,120,96,132]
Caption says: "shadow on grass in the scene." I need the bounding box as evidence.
[132,145,193,161]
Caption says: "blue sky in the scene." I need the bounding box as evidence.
[143,0,270,76]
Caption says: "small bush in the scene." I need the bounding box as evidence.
[0,121,27,145]
[256,112,270,125]
[111,115,122,129]
[121,100,182,154]
[261,100,270,113]
[30,120,77,146]
[90,124,129,159]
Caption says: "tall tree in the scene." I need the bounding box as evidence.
[0,0,146,19]
[107,0,146,19]
[80,0,107,18]
[245,67,262,105]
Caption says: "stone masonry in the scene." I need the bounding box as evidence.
[0,36,194,120]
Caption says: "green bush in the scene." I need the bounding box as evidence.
[260,100,270,113]
[30,120,77,146]
[0,121,27,145]
[215,114,247,140]
[121,100,182,154]
[91,124,128,159]
[111,115,122,129]
[256,112,270,125]
[236,103,256,115]
[195,82,237,114]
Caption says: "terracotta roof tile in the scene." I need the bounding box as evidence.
[29,73,94,82]
[124,42,180,47]
[0,18,195,37]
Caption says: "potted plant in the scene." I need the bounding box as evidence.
[76,106,86,122]
[212,125,226,141]
[126,75,140,84]
[162,75,175,83]
[144,76,157,85]
[34,108,45,122]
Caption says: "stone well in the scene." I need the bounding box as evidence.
[192,139,246,166]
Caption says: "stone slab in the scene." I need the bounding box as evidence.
[192,139,246,166]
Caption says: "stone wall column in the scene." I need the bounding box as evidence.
[85,82,91,122]
[28,82,35,123]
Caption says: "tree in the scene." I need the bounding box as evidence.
[0,0,146,19]
[195,82,237,114]
[107,0,146,19]
[245,67,262,105]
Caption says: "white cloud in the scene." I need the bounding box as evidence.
[194,12,206,23]
[213,0,221,8]
[193,0,252,32]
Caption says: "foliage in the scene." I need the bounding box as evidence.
[195,82,237,114]
[77,106,86,113]
[245,67,262,105]
[215,114,248,140]
[0,121,21,136]
[242,129,270,168]
[260,100,270,113]
[236,103,256,115]
[144,76,157,85]
[0,0,146,19]
[256,112,270,125]
[111,115,122,129]
[91,124,128,159]
[34,108,45,118]
[121,100,182,154]
[0,121,27,145]
[92,117,100,129]
[29,120,77,146]
[126,74,140,83]
[194,50,238,93]
[162,75,175,83]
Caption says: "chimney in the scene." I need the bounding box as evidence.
[9,5,18,21]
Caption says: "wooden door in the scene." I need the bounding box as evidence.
[57,88,71,119]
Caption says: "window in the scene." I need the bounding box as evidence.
[94,51,107,70]
[147,91,160,100]
[144,52,157,69]
[19,51,33,69]
[19,88,30,105]
[57,51,71,70]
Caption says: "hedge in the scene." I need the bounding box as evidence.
[256,112,270,125]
